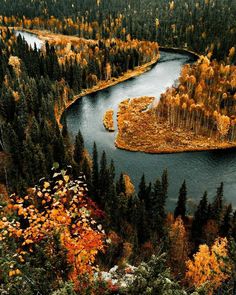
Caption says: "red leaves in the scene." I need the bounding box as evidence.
[1,171,105,289]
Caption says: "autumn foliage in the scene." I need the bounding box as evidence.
[186,237,232,294]
[157,55,236,141]
[0,167,105,291]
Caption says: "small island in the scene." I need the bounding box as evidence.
[103,109,115,132]
[115,96,236,154]
[115,56,236,154]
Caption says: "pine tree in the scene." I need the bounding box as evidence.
[99,150,109,205]
[161,169,168,200]
[148,178,166,239]
[116,173,126,196]
[109,159,115,184]
[91,142,99,200]
[212,182,224,221]
[191,191,209,245]
[138,174,147,201]
[174,180,187,219]
[137,200,149,244]
[220,204,232,237]
[232,211,236,241]
[73,130,84,169]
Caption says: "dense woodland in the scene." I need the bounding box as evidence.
[0,0,235,62]
[0,1,236,294]
[0,27,157,194]
[157,55,236,141]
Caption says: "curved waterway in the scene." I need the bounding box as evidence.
[15,30,43,49]
[16,31,236,209]
[65,52,236,210]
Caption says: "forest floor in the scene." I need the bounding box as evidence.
[115,97,236,154]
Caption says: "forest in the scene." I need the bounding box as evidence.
[157,55,236,141]
[0,0,235,62]
[0,1,236,295]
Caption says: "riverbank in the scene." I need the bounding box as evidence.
[115,97,236,154]
[159,46,200,60]
[12,27,97,46]
[56,55,159,126]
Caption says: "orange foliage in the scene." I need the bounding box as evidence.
[0,170,105,290]
[157,56,236,141]
[186,237,232,294]
[168,217,189,275]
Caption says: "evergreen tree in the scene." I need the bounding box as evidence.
[191,191,209,245]
[148,178,166,239]
[99,150,109,205]
[211,182,224,221]
[232,211,236,241]
[174,180,187,219]
[138,174,147,201]
[116,173,126,196]
[161,169,168,200]
[91,142,99,200]
[220,204,233,237]
[73,130,84,169]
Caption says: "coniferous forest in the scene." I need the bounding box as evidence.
[0,1,236,295]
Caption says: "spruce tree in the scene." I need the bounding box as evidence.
[116,173,126,196]
[174,180,187,219]
[138,174,147,201]
[232,211,236,241]
[220,204,232,237]
[161,169,168,200]
[211,182,224,221]
[91,142,99,200]
[148,178,166,239]
[73,130,84,169]
[191,191,209,244]
[99,150,109,205]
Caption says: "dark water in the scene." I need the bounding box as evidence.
[65,51,236,210]
[17,30,236,210]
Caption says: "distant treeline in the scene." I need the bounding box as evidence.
[0,0,236,62]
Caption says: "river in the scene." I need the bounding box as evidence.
[16,30,236,210]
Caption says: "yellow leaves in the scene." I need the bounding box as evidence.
[17,206,24,216]
[201,32,207,39]
[58,180,63,186]
[169,1,175,10]
[23,239,34,245]
[216,114,230,137]
[229,47,235,59]
[43,181,50,189]
[1,172,105,292]
[186,237,231,293]
[8,270,15,277]
[63,175,70,183]
[18,255,25,263]
[169,217,188,268]
[155,18,159,29]
[37,191,43,198]
[9,269,21,277]
[8,56,21,76]
[15,229,22,237]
